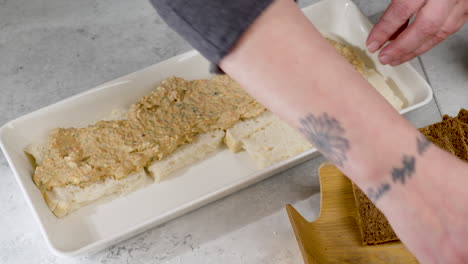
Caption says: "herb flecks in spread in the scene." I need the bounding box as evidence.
[33,75,265,191]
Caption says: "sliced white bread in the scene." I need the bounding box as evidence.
[225,111,276,152]
[44,170,148,217]
[365,69,404,110]
[241,118,313,169]
[148,130,225,182]
[25,143,150,217]
[25,129,224,217]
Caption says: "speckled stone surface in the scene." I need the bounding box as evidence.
[0,0,460,263]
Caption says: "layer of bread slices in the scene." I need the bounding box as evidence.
[25,143,150,217]
[44,170,149,217]
[225,111,276,152]
[25,125,225,217]
[241,117,313,169]
[365,69,404,111]
[148,130,225,182]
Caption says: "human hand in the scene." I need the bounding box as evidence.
[366,0,468,66]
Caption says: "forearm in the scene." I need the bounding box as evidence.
[220,0,419,186]
[219,0,468,218]
[151,0,468,261]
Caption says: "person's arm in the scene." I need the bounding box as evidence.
[150,0,468,262]
[367,0,468,66]
[220,0,468,262]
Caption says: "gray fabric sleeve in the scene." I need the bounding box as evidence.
[149,0,275,73]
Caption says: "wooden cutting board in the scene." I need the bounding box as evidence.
[286,163,418,263]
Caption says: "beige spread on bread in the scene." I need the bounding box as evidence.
[27,36,406,217]
[33,75,265,192]
[327,39,365,74]
[327,37,404,111]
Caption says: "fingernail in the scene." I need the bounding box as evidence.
[367,41,380,53]
[380,55,391,65]
[390,60,401,66]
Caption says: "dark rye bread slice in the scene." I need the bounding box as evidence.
[456,109,468,124]
[453,110,468,161]
[419,126,457,155]
[352,184,399,245]
[420,114,468,161]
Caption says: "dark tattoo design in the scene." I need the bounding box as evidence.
[417,135,431,155]
[299,113,350,167]
[361,136,429,203]
[367,182,391,202]
[391,155,415,184]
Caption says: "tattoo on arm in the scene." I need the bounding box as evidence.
[417,135,431,155]
[391,155,416,184]
[369,155,416,202]
[298,115,433,203]
[366,135,432,203]
[299,113,350,167]
[367,182,391,202]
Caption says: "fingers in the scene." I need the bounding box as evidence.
[367,0,426,53]
[422,4,467,48]
[367,0,466,65]
[378,0,455,65]
[389,20,410,40]
[390,5,465,65]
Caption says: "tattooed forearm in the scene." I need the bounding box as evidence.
[366,135,432,203]
[367,182,391,202]
[391,155,416,184]
[299,113,350,167]
[370,155,415,202]
[417,135,431,155]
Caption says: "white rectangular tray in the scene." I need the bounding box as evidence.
[0,0,432,257]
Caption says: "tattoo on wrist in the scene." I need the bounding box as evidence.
[367,182,391,202]
[366,135,432,203]
[391,155,415,184]
[299,113,350,167]
[417,135,431,155]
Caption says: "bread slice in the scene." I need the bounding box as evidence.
[352,184,399,245]
[24,143,47,166]
[365,69,404,111]
[44,170,148,217]
[455,122,468,155]
[419,126,457,155]
[325,36,403,111]
[326,37,365,74]
[27,129,225,216]
[147,130,225,182]
[25,143,150,217]
[456,108,468,124]
[225,111,276,152]
[241,117,313,168]
[420,117,468,160]
[26,129,224,217]
[454,109,468,151]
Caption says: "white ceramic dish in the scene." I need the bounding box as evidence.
[0,0,432,257]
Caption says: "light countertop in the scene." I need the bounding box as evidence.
[1,0,467,263]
